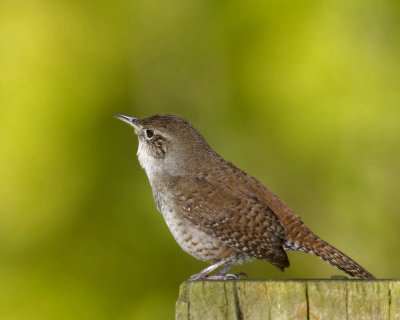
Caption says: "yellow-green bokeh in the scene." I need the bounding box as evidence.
[1,0,399,319]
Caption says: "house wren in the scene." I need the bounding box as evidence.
[115,113,375,280]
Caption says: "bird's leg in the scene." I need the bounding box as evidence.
[189,258,248,281]
[215,263,234,277]
[189,259,230,281]
[212,262,248,280]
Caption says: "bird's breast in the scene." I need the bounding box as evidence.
[154,189,239,263]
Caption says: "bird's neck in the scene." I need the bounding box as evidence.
[137,139,221,186]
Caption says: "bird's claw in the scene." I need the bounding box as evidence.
[188,272,248,281]
[234,272,248,279]
[189,273,207,281]
[223,272,248,280]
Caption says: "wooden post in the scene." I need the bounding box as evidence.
[176,280,400,320]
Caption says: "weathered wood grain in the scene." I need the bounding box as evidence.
[266,281,307,320]
[307,280,347,319]
[347,281,390,320]
[176,280,399,320]
[236,282,269,319]
[390,281,400,320]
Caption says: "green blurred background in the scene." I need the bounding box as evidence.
[1,0,399,319]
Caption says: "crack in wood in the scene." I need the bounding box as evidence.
[233,282,243,320]
[305,282,310,320]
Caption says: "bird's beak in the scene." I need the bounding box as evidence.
[114,114,141,132]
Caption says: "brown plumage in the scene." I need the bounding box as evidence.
[115,113,375,280]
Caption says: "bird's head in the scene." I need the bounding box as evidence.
[115,114,212,177]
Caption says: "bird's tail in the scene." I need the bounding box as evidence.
[289,227,375,280]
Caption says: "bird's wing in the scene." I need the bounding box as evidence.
[168,175,289,268]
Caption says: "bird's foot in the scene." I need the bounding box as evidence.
[207,272,248,280]
[233,272,248,279]
[188,272,248,281]
[188,272,208,281]
[187,258,246,281]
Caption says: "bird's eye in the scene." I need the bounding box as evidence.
[145,129,155,140]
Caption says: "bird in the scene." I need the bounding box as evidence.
[115,113,375,280]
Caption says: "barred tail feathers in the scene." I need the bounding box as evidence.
[288,227,375,280]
